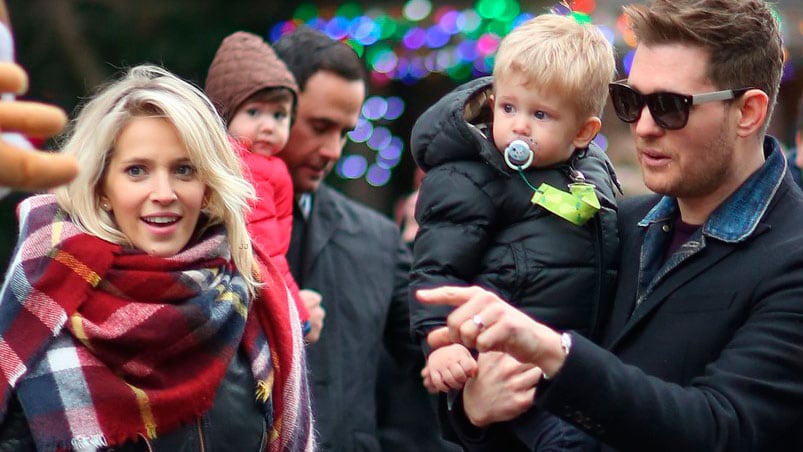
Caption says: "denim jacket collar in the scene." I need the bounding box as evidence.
[638,136,786,243]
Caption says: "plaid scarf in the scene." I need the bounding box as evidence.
[0,194,313,451]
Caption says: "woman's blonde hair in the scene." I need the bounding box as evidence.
[54,64,258,292]
[493,14,615,119]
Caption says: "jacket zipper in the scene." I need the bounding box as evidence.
[196,417,207,452]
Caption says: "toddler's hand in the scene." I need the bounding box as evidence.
[300,289,325,344]
[425,343,477,392]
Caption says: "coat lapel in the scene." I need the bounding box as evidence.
[608,236,741,350]
[303,185,343,278]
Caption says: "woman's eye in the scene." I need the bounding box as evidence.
[126,166,144,177]
[176,164,195,176]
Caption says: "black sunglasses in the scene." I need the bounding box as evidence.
[608,80,752,130]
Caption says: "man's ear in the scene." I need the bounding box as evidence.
[572,116,601,149]
[734,88,768,138]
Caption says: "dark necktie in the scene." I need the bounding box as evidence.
[288,203,306,282]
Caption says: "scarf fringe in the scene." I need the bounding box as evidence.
[256,377,273,404]
[71,434,108,450]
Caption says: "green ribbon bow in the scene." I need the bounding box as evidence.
[531,182,600,226]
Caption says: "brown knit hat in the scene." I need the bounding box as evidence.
[205,31,298,124]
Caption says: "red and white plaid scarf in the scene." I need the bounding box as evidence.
[0,194,313,451]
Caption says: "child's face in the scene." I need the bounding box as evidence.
[491,74,594,167]
[228,97,293,157]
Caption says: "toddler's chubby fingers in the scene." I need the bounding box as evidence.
[442,366,469,391]
[431,369,451,393]
[460,356,479,378]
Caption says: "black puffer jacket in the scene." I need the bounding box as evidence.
[409,76,620,346]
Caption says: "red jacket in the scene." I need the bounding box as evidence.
[232,138,309,323]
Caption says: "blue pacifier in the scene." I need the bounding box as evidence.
[504,139,534,170]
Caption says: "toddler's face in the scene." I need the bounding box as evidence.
[229,97,293,157]
[491,75,590,168]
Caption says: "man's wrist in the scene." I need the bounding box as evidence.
[541,332,572,380]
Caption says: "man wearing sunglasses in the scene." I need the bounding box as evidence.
[415,0,803,450]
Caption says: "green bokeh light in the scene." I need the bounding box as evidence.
[476,0,506,20]
[375,15,398,40]
[345,39,365,57]
[571,12,592,24]
[337,3,363,20]
[293,4,319,22]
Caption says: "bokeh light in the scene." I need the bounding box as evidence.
[363,96,389,120]
[348,118,374,143]
[337,154,368,179]
[367,165,392,186]
[403,0,432,22]
[273,0,801,187]
[593,133,608,152]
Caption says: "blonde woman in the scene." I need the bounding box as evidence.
[0,65,313,451]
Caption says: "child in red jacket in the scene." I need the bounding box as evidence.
[206,31,324,341]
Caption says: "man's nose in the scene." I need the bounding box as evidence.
[319,133,344,161]
[633,105,664,137]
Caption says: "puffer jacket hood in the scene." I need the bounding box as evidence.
[411,76,507,174]
[411,76,621,204]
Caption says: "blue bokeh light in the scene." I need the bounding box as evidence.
[367,126,393,150]
[425,25,451,48]
[367,164,392,186]
[593,133,608,152]
[385,97,405,120]
[348,118,374,142]
[363,96,389,120]
[337,154,368,179]
[402,27,427,50]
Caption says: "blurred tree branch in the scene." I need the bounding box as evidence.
[41,0,105,91]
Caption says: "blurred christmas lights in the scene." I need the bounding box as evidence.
[269,0,794,187]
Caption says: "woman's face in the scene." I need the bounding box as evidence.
[100,116,206,257]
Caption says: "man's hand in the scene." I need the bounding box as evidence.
[463,352,541,427]
[417,286,566,378]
